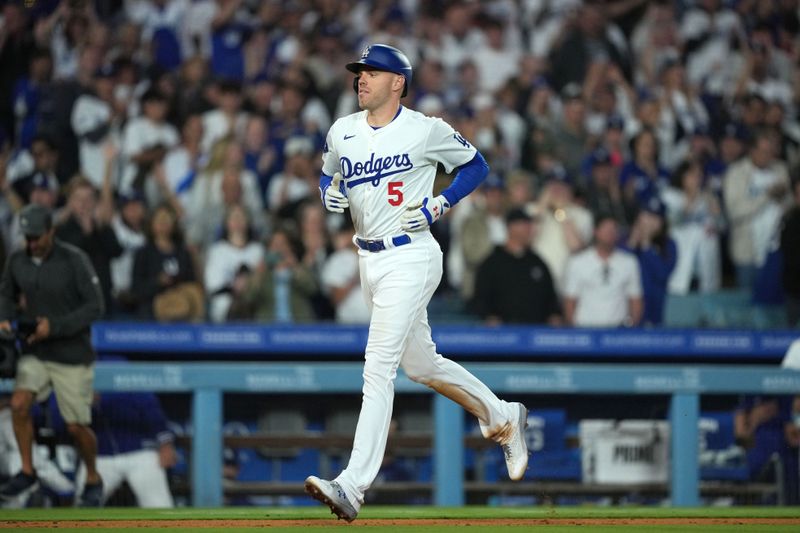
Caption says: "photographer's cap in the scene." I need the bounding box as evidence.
[19,204,53,237]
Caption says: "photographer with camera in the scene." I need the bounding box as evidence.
[0,204,105,507]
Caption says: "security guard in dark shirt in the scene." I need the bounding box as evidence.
[472,208,563,325]
[0,204,105,506]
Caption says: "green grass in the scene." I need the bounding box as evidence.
[4,505,800,520]
[3,506,800,532]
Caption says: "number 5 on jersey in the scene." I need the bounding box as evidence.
[388,181,404,206]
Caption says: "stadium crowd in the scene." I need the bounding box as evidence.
[0,0,799,328]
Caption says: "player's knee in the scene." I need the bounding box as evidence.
[401,365,432,385]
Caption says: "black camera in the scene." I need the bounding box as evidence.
[0,319,36,379]
[0,328,19,379]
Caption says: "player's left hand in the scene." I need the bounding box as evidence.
[400,195,451,232]
[322,172,349,213]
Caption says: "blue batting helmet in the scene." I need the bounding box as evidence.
[346,44,413,97]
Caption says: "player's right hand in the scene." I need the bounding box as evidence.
[322,172,349,213]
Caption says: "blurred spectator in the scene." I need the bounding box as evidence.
[320,220,370,325]
[33,0,97,80]
[242,115,276,202]
[520,77,556,173]
[781,177,800,328]
[0,3,36,141]
[266,136,316,221]
[7,133,61,203]
[297,202,333,320]
[564,214,643,327]
[472,208,561,326]
[630,0,679,88]
[131,204,201,321]
[438,3,483,79]
[75,388,177,508]
[267,81,324,173]
[505,170,536,211]
[244,72,276,119]
[186,140,266,251]
[109,190,148,317]
[209,0,251,82]
[678,0,744,93]
[468,93,509,173]
[734,25,794,118]
[548,3,631,92]
[764,97,800,173]
[706,121,748,202]
[55,176,122,316]
[624,198,677,327]
[471,15,521,95]
[12,47,54,151]
[533,165,593,294]
[662,161,724,294]
[132,0,188,73]
[738,93,768,141]
[620,128,670,210]
[723,131,792,289]
[227,227,317,322]
[119,89,179,196]
[735,395,799,505]
[536,83,590,184]
[583,147,630,228]
[6,170,61,253]
[657,54,710,169]
[71,64,123,189]
[204,204,263,323]
[601,114,628,167]
[451,174,507,301]
[174,57,212,126]
[162,113,204,212]
[201,79,248,155]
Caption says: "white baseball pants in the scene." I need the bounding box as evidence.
[76,449,174,508]
[334,233,518,509]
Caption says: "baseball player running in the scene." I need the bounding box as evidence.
[305,44,529,522]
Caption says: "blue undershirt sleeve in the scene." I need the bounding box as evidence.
[319,173,333,191]
[319,173,333,200]
[440,151,489,207]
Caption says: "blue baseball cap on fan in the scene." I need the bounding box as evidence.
[589,147,613,167]
[606,114,625,131]
[543,164,573,186]
[642,195,666,218]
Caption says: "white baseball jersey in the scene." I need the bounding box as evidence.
[321,107,476,239]
[318,105,522,511]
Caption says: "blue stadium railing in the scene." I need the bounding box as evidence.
[91,321,797,362]
[3,322,799,508]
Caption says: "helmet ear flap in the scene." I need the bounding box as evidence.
[352,76,358,94]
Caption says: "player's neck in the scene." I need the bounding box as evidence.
[366,101,401,128]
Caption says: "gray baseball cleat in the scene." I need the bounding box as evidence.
[502,402,529,481]
[304,475,358,522]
